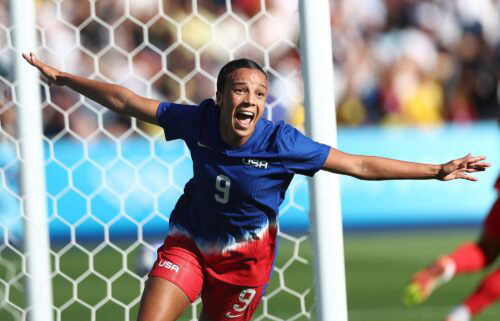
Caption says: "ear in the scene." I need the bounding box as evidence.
[215,91,223,108]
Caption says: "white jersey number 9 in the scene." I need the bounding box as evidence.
[215,175,231,204]
[233,288,256,312]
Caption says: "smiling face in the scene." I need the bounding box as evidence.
[216,68,267,147]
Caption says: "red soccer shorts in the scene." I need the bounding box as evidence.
[149,235,267,320]
[484,195,500,236]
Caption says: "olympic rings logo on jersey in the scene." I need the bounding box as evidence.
[242,158,268,169]
[158,260,180,273]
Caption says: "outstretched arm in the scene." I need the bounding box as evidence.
[22,52,160,125]
[322,148,490,181]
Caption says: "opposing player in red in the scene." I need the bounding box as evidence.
[404,175,500,321]
[23,52,491,321]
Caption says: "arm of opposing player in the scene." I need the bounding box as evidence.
[322,148,491,181]
[22,52,160,125]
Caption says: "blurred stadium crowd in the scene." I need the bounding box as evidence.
[332,0,499,126]
[0,0,499,141]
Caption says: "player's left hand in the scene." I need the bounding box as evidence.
[438,153,491,181]
[22,52,64,86]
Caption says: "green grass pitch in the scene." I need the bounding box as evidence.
[0,228,498,320]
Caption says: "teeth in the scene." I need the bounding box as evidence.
[240,111,254,117]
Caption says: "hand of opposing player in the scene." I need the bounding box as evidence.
[438,153,491,181]
[22,52,64,86]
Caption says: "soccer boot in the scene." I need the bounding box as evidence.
[444,305,471,321]
[403,256,455,306]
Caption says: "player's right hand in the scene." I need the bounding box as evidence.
[22,52,64,86]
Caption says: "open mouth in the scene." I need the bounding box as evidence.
[234,111,255,130]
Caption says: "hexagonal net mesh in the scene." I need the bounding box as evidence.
[0,0,315,320]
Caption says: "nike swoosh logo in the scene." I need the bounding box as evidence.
[197,140,213,150]
[225,312,244,318]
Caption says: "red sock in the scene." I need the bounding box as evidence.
[464,269,500,316]
[449,243,486,274]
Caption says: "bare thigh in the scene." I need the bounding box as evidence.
[137,276,191,321]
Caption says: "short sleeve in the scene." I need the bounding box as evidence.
[277,123,330,176]
[156,102,200,141]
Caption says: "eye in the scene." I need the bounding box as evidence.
[233,88,245,94]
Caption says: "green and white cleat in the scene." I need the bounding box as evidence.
[403,256,456,306]
[403,283,426,306]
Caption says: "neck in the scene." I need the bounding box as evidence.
[219,118,250,147]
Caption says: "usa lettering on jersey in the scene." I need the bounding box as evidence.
[242,158,268,169]
[158,260,179,273]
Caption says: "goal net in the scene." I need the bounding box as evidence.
[0,0,316,320]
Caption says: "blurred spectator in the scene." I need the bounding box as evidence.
[0,0,497,138]
[331,0,499,127]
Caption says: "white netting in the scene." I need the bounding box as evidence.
[0,1,315,320]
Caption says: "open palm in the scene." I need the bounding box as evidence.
[22,52,64,86]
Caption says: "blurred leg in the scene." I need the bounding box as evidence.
[463,269,500,316]
[445,269,500,321]
[405,196,500,306]
[447,242,486,274]
[447,195,500,274]
[478,195,500,265]
[404,238,493,306]
[404,255,456,305]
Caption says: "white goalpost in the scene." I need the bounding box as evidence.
[299,1,348,320]
[11,1,54,321]
[1,0,347,320]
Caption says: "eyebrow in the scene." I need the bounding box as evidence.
[232,81,267,89]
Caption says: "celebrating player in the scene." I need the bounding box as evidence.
[404,175,500,321]
[22,52,491,321]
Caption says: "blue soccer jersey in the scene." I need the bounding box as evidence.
[156,99,330,286]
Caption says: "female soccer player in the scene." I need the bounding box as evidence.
[404,175,500,321]
[23,52,490,321]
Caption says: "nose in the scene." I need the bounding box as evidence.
[244,92,257,106]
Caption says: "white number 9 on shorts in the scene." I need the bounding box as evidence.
[225,288,256,318]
